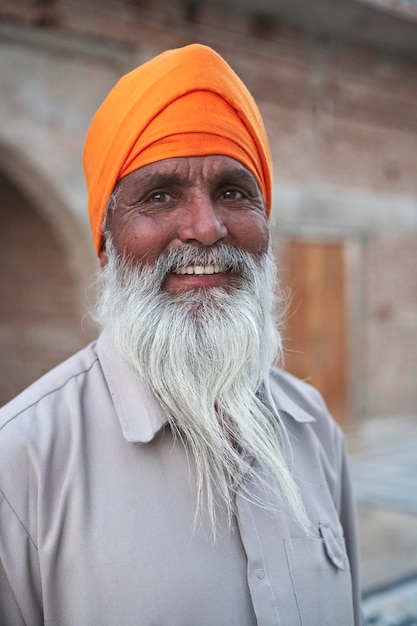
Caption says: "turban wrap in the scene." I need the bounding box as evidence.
[83,43,273,255]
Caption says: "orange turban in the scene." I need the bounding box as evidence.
[83,43,273,255]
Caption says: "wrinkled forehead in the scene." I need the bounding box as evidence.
[117,155,262,190]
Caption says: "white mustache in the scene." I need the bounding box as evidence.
[150,244,258,277]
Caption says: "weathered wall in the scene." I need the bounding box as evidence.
[0,170,96,401]
[0,2,416,419]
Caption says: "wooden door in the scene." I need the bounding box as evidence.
[280,240,348,426]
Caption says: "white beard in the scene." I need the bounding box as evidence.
[94,239,310,536]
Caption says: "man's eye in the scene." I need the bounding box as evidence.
[147,191,170,203]
[222,189,244,201]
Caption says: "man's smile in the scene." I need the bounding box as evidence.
[164,265,237,293]
[173,264,227,275]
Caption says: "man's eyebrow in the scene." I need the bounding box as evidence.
[212,168,259,189]
[132,167,259,190]
[137,171,189,188]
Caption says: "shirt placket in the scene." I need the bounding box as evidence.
[235,454,308,626]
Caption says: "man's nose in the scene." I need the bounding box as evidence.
[177,196,228,246]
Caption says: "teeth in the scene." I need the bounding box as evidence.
[174,265,225,275]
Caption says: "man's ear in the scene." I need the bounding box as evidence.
[99,246,108,268]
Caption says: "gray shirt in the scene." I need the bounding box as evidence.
[0,332,362,625]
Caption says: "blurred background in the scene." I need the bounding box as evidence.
[0,0,416,615]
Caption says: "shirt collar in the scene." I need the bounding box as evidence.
[97,330,168,443]
[97,331,315,444]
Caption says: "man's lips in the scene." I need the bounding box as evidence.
[163,265,236,293]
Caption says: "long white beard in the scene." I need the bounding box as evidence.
[94,239,310,536]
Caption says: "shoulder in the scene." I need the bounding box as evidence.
[268,367,345,454]
[0,341,105,518]
[269,368,332,421]
[0,341,100,436]
[268,368,352,516]
[0,341,103,545]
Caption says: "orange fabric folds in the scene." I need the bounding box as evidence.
[83,44,273,254]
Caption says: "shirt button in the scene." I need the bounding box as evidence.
[256,569,265,579]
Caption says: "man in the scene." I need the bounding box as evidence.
[0,44,362,625]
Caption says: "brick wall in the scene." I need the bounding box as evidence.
[0,0,416,419]
[363,233,417,415]
[0,171,96,405]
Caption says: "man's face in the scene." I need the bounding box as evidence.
[100,155,270,295]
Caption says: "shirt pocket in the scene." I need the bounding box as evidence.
[283,522,355,626]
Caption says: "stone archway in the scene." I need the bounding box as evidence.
[0,152,98,406]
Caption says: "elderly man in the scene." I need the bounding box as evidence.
[0,45,361,625]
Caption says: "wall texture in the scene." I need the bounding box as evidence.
[0,1,416,422]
